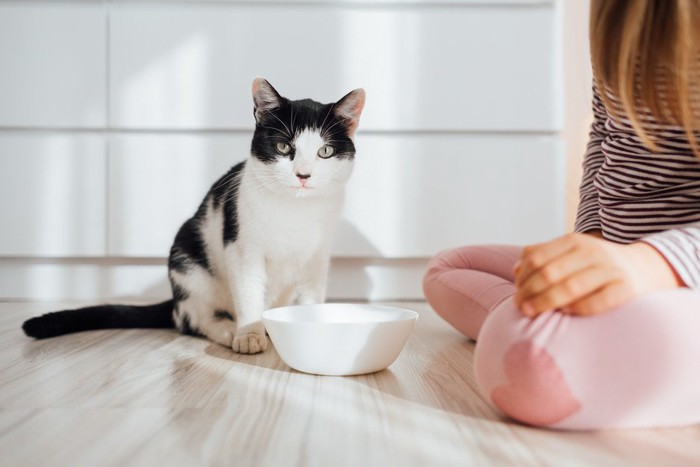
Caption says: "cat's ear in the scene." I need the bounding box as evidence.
[334,89,366,138]
[252,78,284,122]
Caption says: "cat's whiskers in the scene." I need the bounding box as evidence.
[247,169,289,195]
[319,104,335,135]
[322,139,344,148]
[290,105,296,136]
[212,172,247,204]
[326,119,345,132]
[212,169,244,195]
[259,125,291,139]
[251,167,319,198]
[219,178,268,206]
[211,178,245,207]
[259,136,288,141]
[267,112,293,139]
[321,120,345,139]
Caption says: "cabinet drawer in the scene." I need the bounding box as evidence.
[0,134,107,256]
[108,133,564,258]
[111,3,559,131]
[0,4,106,127]
[108,134,250,257]
[338,134,566,257]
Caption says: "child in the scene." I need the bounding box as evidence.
[423,0,700,429]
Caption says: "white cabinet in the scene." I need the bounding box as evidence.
[110,3,559,131]
[0,134,107,256]
[0,0,566,300]
[0,4,106,127]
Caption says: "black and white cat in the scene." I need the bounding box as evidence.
[22,79,366,354]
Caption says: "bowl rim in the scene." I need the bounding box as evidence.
[261,303,419,325]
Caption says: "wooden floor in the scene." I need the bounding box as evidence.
[1,301,700,467]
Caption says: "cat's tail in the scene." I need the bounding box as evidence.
[22,300,175,339]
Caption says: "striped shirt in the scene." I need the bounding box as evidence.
[574,81,700,288]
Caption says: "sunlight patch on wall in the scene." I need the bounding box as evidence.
[337,10,422,258]
[339,9,422,130]
[117,34,209,128]
[340,137,404,258]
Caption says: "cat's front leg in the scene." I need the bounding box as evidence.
[296,252,330,305]
[227,247,268,354]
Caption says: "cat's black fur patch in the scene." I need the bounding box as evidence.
[169,207,211,274]
[251,98,356,165]
[179,314,201,337]
[171,282,190,302]
[214,310,234,321]
[169,161,244,275]
[211,162,244,245]
[211,162,243,210]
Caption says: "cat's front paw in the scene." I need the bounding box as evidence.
[232,332,268,354]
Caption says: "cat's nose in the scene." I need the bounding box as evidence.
[296,173,311,180]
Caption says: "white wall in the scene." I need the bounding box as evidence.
[0,0,571,301]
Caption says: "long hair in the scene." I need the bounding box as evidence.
[589,0,700,157]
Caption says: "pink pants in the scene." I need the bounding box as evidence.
[423,245,700,430]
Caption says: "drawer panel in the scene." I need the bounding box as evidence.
[108,134,564,258]
[111,3,559,131]
[338,133,566,257]
[0,4,106,127]
[108,134,250,256]
[0,134,107,256]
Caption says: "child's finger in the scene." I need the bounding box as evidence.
[515,248,596,306]
[516,235,579,286]
[519,265,617,316]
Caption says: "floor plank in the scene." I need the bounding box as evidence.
[1,301,699,466]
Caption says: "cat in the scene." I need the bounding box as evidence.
[22,78,366,354]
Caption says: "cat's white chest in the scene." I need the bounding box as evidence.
[236,170,343,264]
[252,197,336,259]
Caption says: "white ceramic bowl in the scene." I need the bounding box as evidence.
[262,303,419,376]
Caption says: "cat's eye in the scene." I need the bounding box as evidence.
[276,142,292,155]
[318,145,335,159]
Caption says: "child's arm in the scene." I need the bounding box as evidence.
[641,226,700,289]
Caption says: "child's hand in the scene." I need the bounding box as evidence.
[513,233,682,317]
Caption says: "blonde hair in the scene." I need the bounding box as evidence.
[589,0,700,157]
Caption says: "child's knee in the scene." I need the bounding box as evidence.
[474,306,582,427]
[423,247,475,295]
[423,249,455,301]
[425,249,457,281]
[478,338,581,427]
